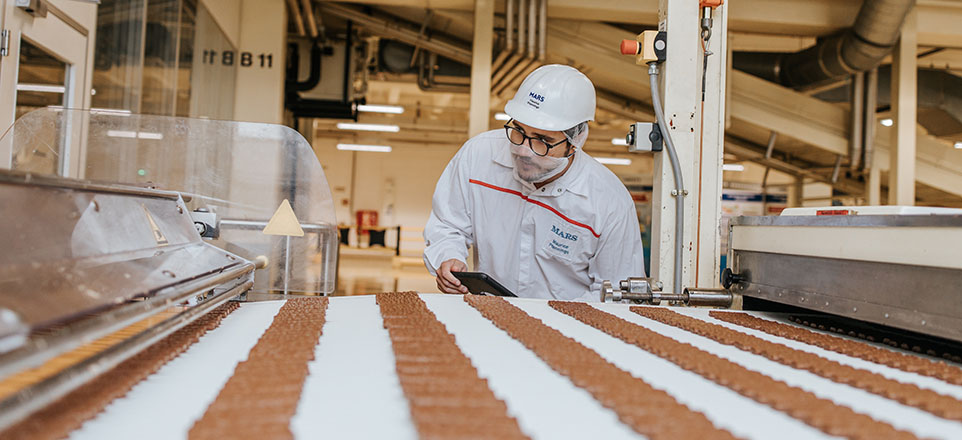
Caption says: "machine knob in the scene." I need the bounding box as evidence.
[721,268,746,289]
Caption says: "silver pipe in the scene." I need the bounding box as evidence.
[490,0,515,75]
[863,68,878,172]
[831,155,843,183]
[527,0,536,59]
[286,0,306,36]
[850,72,864,170]
[299,0,318,38]
[761,167,771,213]
[505,0,515,53]
[0,278,253,431]
[683,287,733,307]
[764,131,777,159]
[0,262,254,380]
[320,3,472,65]
[538,0,546,60]
[517,0,526,57]
[648,63,686,295]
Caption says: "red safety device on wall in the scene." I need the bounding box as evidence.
[700,0,723,7]
[355,210,379,234]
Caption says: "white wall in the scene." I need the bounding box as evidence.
[232,0,285,124]
[313,139,459,230]
[199,0,241,47]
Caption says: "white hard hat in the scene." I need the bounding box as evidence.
[504,64,596,132]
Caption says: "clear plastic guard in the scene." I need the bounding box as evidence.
[1,108,338,295]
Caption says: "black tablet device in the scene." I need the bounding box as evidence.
[452,272,517,297]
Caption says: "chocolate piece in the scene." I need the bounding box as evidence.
[378,292,527,440]
[635,307,962,421]
[549,301,917,440]
[712,311,962,387]
[189,298,328,440]
[0,302,240,440]
[465,295,738,440]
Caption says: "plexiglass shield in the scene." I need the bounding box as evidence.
[1,108,338,295]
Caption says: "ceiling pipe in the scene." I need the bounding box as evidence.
[300,0,318,39]
[733,0,914,90]
[286,0,306,37]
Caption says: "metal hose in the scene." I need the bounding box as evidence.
[648,62,686,295]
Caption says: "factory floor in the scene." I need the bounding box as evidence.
[334,248,440,296]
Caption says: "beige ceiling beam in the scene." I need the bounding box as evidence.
[724,137,865,195]
[334,0,962,41]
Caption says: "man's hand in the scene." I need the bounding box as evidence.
[436,259,469,294]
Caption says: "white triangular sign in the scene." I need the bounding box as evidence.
[262,199,305,237]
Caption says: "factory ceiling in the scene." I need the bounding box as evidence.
[298,0,962,207]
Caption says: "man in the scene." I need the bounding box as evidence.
[423,64,645,301]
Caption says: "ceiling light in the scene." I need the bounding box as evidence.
[137,132,163,140]
[611,137,628,146]
[494,113,511,121]
[106,130,163,140]
[17,83,65,93]
[723,163,745,172]
[880,118,893,127]
[106,130,137,139]
[595,157,632,166]
[955,141,962,149]
[336,122,400,132]
[337,143,392,153]
[357,104,404,114]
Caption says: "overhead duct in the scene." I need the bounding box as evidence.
[733,0,914,89]
[814,66,962,137]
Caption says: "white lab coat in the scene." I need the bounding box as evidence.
[423,129,646,301]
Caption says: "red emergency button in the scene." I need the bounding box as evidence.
[620,39,640,56]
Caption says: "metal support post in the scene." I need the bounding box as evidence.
[694,1,728,289]
[889,7,917,206]
[468,0,495,137]
[867,165,882,205]
[284,235,291,295]
[650,0,724,292]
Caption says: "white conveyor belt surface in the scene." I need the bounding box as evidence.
[64,294,962,439]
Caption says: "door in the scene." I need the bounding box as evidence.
[0,0,96,177]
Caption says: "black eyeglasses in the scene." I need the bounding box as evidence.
[504,121,572,157]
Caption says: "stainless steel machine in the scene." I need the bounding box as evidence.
[599,201,962,351]
[723,207,962,344]
[0,108,339,430]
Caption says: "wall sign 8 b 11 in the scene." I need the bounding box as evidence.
[202,50,273,68]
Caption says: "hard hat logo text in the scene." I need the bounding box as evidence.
[528,92,546,102]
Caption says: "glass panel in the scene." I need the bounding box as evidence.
[13,39,68,175]
[174,0,198,117]
[1,108,339,295]
[141,0,182,115]
[90,0,235,118]
[91,0,147,112]
[185,2,236,119]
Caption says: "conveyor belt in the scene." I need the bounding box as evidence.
[6,294,962,439]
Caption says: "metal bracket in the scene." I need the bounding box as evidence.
[626,122,663,153]
[14,0,47,17]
